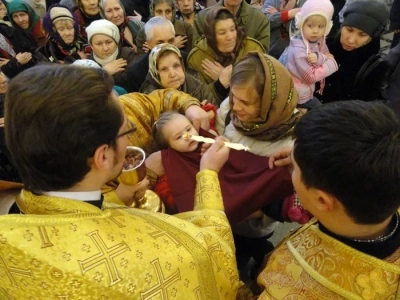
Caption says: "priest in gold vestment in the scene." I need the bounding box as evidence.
[0,65,240,299]
[257,101,400,300]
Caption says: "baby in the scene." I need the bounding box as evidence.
[147,110,310,220]
[284,0,338,109]
[147,110,310,268]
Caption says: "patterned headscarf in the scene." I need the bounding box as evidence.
[148,43,184,87]
[230,52,300,141]
[0,34,15,58]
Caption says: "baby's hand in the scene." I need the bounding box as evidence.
[307,53,318,64]
[325,53,334,59]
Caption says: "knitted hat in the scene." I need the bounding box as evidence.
[43,4,79,47]
[49,6,73,23]
[342,0,389,39]
[86,19,120,44]
[295,0,334,37]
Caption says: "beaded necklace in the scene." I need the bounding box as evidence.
[352,212,399,243]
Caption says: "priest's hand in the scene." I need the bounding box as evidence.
[185,105,210,131]
[116,178,149,206]
[200,136,229,172]
[268,146,293,169]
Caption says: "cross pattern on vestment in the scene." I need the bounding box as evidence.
[38,226,53,248]
[140,258,181,300]
[148,229,182,248]
[196,232,222,272]
[0,254,33,287]
[0,287,14,300]
[109,214,126,228]
[78,231,130,286]
[195,178,215,205]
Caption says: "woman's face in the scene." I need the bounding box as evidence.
[103,0,124,26]
[12,11,29,29]
[81,0,99,16]
[215,18,237,53]
[0,2,7,19]
[154,2,173,22]
[91,34,118,58]
[157,52,185,89]
[231,82,260,122]
[54,20,75,44]
[340,26,371,51]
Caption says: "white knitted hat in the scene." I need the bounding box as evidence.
[86,19,120,44]
[295,0,334,37]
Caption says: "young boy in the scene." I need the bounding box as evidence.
[259,100,400,298]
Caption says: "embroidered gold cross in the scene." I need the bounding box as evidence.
[78,231,130,286]
[0,254,33,287]
[140,258,181,299]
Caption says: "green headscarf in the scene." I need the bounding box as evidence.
[7,0,40,33]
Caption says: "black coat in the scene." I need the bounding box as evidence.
[0,24,37,78]
[35,38,86,64]
[317,35,381,103]
[390,0,400,30]
[120,0,150,21]
[383,43,400,119]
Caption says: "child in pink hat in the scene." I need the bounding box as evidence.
[285,0,338,109]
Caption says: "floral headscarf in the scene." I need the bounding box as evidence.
[148,43,184,87]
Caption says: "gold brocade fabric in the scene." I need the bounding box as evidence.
[120,88,200,155]
[101,88,200,197]
[257,220,400,300]
[0,170,239,299]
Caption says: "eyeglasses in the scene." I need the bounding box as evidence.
[116,120,137,138]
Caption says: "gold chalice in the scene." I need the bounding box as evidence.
[119,146,164,213]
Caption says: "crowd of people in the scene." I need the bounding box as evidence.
[0,0,399,299]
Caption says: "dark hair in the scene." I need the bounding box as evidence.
[152,110,180,150]
[152,0,175,13]
[293,101,400,224]
[231,54,265,98]
[5,64,122,193]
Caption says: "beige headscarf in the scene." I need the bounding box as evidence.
[230,52,300,141]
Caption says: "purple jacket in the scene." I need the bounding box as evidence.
[286,36,338,103]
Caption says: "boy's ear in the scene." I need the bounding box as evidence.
[314,190,336,212]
